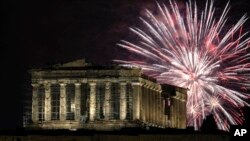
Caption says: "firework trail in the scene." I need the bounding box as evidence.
[115,0,250,131]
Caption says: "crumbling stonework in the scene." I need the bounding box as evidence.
[27,59,187,130]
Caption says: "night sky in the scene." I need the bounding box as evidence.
[1,0,250,130]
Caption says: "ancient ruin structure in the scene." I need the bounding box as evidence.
[27,59,187,130]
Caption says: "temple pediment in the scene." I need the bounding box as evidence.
[54,59,89,68]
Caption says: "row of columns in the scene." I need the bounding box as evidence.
[89,82,128,121]
[132,83,140,120]
[32,83,82,122]
[90,82,140,121]
[170,91,186,129]
[32,81,186,128]
[32,82,140,122]
[140,84,166,127]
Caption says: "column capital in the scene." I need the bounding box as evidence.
[89,82,96,86]
[44,83,51,90]
[119,82,127,85]
[157,90,162,93]
[44,83,51,86]
[31,83,39,87]
[105,82,111,86]
[74,83,81,86]
[59,83,66,87]
[131,82,141,86]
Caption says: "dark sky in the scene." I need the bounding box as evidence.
[1,0,250,129]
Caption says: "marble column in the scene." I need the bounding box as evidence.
[153,90,156,125]
[120,82,127,120]
[181,99,187,129]
[44,83,51,121]
[147,86,150,122]
[132,83,141,120]
[89,82,96,121]
[171,97,177,128]
[75,83,81,121]
[175,97,179,128]
[156,91,159,125]
[144,86,148,122]
[158,92,161,125]
[152,89,155,124]
[170,98,174,128]
[157,91,160,125]
[60,83,66,121]
[149,87,151,123]
[178,92,186,129]
[104,82,111,120]
[147,86,150,123]
[161,97,164,127]
[149,88,153,123]
[159,92,163,126]
[31,84,39,122]
[161,97,165,127]
[144,86,149,122]
[139,84,143,121]
[141,86,146,122]
[166,98,171,127]
[153,90,156,124]
[176,97,180,128]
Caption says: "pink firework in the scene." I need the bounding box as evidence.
[115,0,250,131]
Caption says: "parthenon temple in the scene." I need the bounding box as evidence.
[27,59,187,130]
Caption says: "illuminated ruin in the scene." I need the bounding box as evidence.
[27,59,187,130]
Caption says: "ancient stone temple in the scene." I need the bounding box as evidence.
[27,59,187,130]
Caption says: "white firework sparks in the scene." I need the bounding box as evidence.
[115,0,250,131]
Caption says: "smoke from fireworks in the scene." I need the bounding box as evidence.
[115,0,250,131]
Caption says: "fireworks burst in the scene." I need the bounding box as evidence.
[115,0,250,131]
